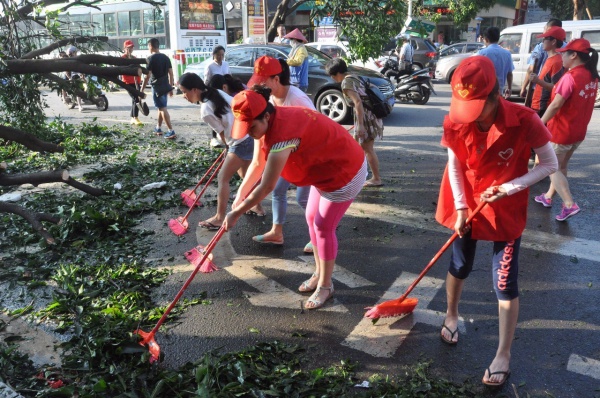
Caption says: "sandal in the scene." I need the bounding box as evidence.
[440,323,459,345]
[298,273,319,293]
[305,285,334,310]
[482,367,511,388]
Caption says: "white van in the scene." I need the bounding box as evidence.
[499,20,600,93]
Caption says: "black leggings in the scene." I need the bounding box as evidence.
[126,83,140,118]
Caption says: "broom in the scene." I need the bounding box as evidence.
[169,153,226,236]
[364,201,487,321]
[181,149,227,208]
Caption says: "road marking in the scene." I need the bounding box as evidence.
[296,256,376,288]
[342,271,465,357]
[567,354,600,380]
[346,202,600,262]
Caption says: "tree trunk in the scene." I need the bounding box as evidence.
[573,0,586,19]
[266,0,310,42]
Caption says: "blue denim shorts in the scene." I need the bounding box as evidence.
[229,137,254,161]
[152,89,168,109]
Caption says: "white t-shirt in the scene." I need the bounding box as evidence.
[200,89,247,145]
[204,60,230,83]
[272,85,315,109]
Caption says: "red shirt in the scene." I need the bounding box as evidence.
[532,54,563,111]
[435,99,551,241]
[261,107,364,192]
[121,55,141,85]
[547,64,598,144]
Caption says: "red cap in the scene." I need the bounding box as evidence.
[537,26,566,42]
[556,38,592,53]
[449,56,497,124]
[231,90,268,139]
[284,28,307,43]
[247,56,283,87]
[124,40,135,48]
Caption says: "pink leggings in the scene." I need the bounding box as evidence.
[305,186,354,261]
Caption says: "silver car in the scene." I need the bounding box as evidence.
[434,52,475,82]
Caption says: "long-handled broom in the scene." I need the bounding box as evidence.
[135,226,225,363]
[169,153,226,236]
[364,201,488,321]
[181,149,227,208]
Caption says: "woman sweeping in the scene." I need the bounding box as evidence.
[223,87,367,310]
[177,73,263,231]
[535,38,599,221]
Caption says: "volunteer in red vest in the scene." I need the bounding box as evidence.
[435,56,557,388]
[222,87,367,310]
[535,38,599,221]
[121,40,143,126]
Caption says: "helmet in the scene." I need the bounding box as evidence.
[66,46,78,56]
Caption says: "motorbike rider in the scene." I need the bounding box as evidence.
[395,35,414,75]
[65,46,84,112]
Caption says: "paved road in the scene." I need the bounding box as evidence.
[46,84,600,397]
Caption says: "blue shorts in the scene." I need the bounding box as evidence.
[229,137,254,161]
[152,88,168,109]
[449,232,521,301]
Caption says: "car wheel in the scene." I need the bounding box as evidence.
[446,68,456,83]
[316,89,349,123]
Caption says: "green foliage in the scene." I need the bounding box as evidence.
[418,0,497,25]
[311,0,407,62]
[536,0,575,20]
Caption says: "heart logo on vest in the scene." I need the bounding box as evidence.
[458,89,470,98]
[498,148,513,160]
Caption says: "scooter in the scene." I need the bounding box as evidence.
[393,68,436,105]
[378,52,412,85]
[68,75,109,111]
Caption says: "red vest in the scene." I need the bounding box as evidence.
[548,65,598,144]
[435,99,551,241]
[121,55,141,85]
[262,106,364,192]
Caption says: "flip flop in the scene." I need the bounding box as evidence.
[252,235,284,245]
[363,181,384,187]
[482,367,511,388]
[199,220,220,231]
[440,323,458,345]
[245,209,266,217]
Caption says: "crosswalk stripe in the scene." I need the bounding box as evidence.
[567,354,600,380]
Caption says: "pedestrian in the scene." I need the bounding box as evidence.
[477,27,514,98]
[204,46,230,85]
[284,28,309,92]
[244,56,314,254]
[121,40,144,126]
[58,50,72,106]
[273,25,290,44]
[528,27,566,117]
[395,35,414,74]
[207,74,244,97]
[177,73,264,231]
[436,56,557,388]
[326,57,383,187]
[223,87,367,310]
[140,38,176,139]
[65,46,84,112]
[520,19,563,98]
[535,39,599,221]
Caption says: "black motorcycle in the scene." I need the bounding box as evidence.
[393,68,436,105]
[379,52,412,85]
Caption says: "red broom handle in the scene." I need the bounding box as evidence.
[150,178,263,334]
[395,200,488,303]
[191,149,227,194]
[181,152,227,220]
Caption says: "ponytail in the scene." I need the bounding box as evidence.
[576,48,599,80]
[201,87,230,119]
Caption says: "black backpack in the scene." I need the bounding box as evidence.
[358,76,392,119]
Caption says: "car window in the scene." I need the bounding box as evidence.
[226,48,253,67]
[443,46,460,56]
[256,47,285,60]
[565,31,572,42]
[528,33,540,53]
[582,30,600,50]
[305,46,331,66]
[321,45,346,58]
[466,44,481,52]
[499,33,522,54]
[423,38,437,51]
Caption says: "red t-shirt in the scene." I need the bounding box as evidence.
[435,99,551,241]
[121,55,141,85]
[532,54,563,111]
[261,106,364,192]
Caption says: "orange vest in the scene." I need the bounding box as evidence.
[435,99,551,241]
[262,106,364,192]
[548,64,598,144]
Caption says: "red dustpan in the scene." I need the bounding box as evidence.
[181,150,227,208]
[364,201,487,320]
[135,227,226,362]
[169,154,225,236]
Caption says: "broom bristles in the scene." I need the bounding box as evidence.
[185,246,218,273]
[181,190,202,208]
[364,297,419,319]
[168,217,189,236]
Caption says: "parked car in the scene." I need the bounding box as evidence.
[434,51,477,83]
[438,42,484,57]
[306,41,380,71]
[184,43,395,123]
[381,35,438,71]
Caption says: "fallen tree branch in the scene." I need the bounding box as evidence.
[0,202,61,244]
[102,75,145,99]
[0,169,106,196]
[0,125,64,153]
[21,36,110,59]
[7,58,143,77]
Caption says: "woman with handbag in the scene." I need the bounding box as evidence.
[121,40,143,126]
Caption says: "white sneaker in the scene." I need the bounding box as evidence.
[210,137,223,148]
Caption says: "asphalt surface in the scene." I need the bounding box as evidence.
[41,84,600,397]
